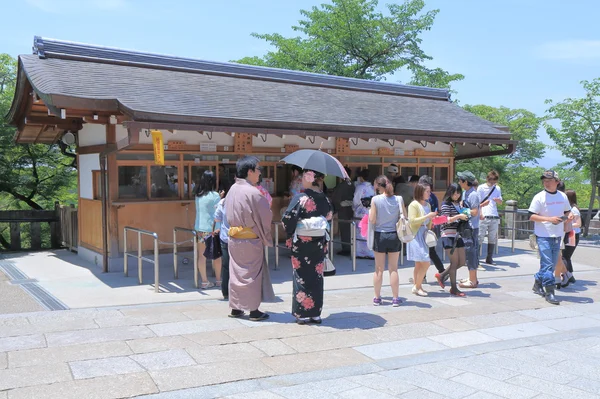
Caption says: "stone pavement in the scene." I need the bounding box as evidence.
[0,252,599,398]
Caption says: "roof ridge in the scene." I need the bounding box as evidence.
[32,36,450,101]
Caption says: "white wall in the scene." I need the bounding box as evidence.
[78,124,106,146]
[79,154,100,199]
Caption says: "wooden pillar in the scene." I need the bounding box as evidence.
[51,201,61,249]
[106,124,120,258]
[10,223,21,251]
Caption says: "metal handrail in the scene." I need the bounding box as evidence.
[123,226,160,293]
[173,227,198,288]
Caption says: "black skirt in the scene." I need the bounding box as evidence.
[373,231,401,253]
[441,236,465,249]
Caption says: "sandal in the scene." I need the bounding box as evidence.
[435,273,445,289]
[450,289,466,297]
[249,311,270,322]
[201,281,215,289]
[215,280,222,288]
[459,280,478,289]
[228,309,244,318]
[310,317,322,324]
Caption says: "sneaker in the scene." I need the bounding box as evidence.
[392,298,401,307]
[310,317,322,324]
[373,297,382,306]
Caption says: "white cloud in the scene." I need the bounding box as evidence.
[537,40,600,60]
[26,0,128,13]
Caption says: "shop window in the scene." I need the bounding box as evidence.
[434,167,449,191]
[419,167,433,179]
[188,166,215,198]
[150,165,179,199]
[118,166,148,199]
[401,166,417,181]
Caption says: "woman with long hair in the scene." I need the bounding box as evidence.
[282,169,333,324]
[561,189,581,287]
[434,183,469,296]
[369,176,406,306]
[407,183,438,296]
[194,170,222,289]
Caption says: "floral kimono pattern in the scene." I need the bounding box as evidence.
[282,189,333,318]
[353,181,375,258]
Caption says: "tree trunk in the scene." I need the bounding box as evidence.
[585,169,598,236]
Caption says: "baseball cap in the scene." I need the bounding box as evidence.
[540,170,559,180]
[457,171,476,183]
[387,164,399,174]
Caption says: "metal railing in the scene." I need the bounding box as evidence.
[173,227,198,288]
[123,226,160,293]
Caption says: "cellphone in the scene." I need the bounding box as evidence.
[559,215,568,221]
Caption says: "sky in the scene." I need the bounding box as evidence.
[2,0,599,169]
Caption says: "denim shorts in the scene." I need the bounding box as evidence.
[373,231,401,254]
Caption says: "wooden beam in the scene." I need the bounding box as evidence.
[25,116,83,130]
[116,127,140,150]
[78,144,117,154]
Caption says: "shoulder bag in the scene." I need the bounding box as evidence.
[395,196,414,243]
[479,185,496,220]
[425,230,438,247]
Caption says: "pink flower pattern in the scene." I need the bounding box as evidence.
[296,291,307,302]
[315,262,324,275]
[285,238,292,249]
[298,235,312,243]
[291,256,301,269]
[303,198,317,212]
[301,297,315,310]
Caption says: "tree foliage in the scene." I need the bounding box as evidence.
[545,78,600,234]
[235,0,463,89]
[0,54,77,213]
[457,105,546,207]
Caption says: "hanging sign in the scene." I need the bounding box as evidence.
[151,130,165,165]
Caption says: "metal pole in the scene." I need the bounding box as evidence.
[193,235,198,288]
[351,221,356,272]
[329,223,334,263]
[154,235,159,293]
[511,210,516,253]
[137,232,143,285]
[274,223,279,270]
[123,228,128,277]
[173,229,178,279]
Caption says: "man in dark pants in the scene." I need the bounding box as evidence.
[332,167,355,256]
[213,197,230,299]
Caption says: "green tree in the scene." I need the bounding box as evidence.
[457,105,546,207]
[235,0,464,89]
[0,54,77,249]
[545,78,600,235]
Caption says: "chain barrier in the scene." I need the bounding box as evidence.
[158,238,195,246]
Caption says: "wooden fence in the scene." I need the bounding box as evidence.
[0,202,78,252]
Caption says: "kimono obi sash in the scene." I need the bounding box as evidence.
[228,226,258,239]
[296,216,329,239]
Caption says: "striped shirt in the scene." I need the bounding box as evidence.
[440,201,461,237]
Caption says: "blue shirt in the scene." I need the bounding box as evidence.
[194,191,220,232]
[428,192,439,212]
[464,187,481,229]
[213,199,229,243]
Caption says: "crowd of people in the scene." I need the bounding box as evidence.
[193,156,582,325]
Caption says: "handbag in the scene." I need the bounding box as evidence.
[425,230,438,247]
[203,234,223,260]
[395,196,414,243]
[324,257,336,276]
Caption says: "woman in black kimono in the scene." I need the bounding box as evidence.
[282,169,333,325]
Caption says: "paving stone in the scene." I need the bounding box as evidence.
[437,356,521,381]
[138,379,265,399]
[7,371,158,399]
[281,330,378,352]
[250,339,297,356]
[506,374,599,399]
[21,318,99,336]
[539,316,600,331]
[432,318,477,332]
[346,372,417,395]
[413,362,466,379]
[305,316,382,332]
[0,390,6,399]
[556,359,600,381]
[27,309,123,324]
[147,319,243,336]
[376,347,473,370]
[354,337,448,360]
[94,312,191,328]
[271,385,340,399]
[382,368,477,399]
[69,356,144,379]
[428,330,499,348]
[131,349,196,371]
[183,330,237,346]
[304,377,363,394]
[397,388,448,398]
[0,334,45,352]
[186,342,266,364]
[0,316,29,328]
[8,341,132,368]
[478,322,557,340]
[451,371,538,399]
[0,352,6,369]
[0,363,72,390]
[516,307,584,321]
[126,335,195,354]
[261,348,371,375]
[46,326,154,347]
[475,353,579,384]
[370,321,452,342]
[493,345,571,367]
[568,377,600,395]
[224,390,286,399]
[259,363,385,388]
[466,338,536,355]
[459,312,536,329]
[223,323,320,342]
[149,359,275,391]
[462,392,505,399]
[337,386,398,399]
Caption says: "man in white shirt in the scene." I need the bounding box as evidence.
[528,170,572,305]
[478,170,503,265]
